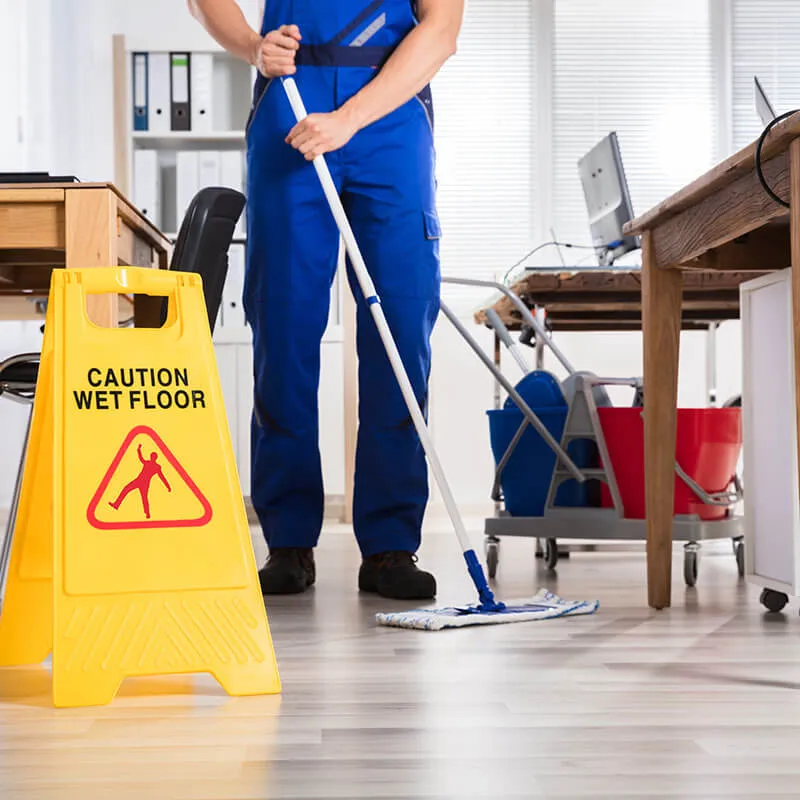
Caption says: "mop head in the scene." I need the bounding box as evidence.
[375,588,598,631]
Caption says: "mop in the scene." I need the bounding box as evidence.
[281,77,598,630]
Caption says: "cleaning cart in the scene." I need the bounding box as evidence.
[441,276,744,588]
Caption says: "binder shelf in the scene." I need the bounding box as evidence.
[119,44,251,251]
[115,38,253,335]
[129,50,253,136]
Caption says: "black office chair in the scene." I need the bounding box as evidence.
[162,187,246,332]
[0,354,40,588]
[0,187,246,588]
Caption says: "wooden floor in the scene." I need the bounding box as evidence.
[2,520,800,799]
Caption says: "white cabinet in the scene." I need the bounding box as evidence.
[213,338,345,502]
[741,269,800,597]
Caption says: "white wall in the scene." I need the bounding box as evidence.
[0,1,45,506]
[0,0,743,512]
[0,0,25,170]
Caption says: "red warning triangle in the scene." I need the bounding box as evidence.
[87,425,213,530]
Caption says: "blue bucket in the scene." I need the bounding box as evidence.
[487,406,596,517]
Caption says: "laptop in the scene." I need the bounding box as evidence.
[754,75,777,126]
[0,172,79,184]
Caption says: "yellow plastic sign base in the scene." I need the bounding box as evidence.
[0,267,280,708]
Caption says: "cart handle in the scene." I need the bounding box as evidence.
[442,276,576,375]
[439,300,586,483]
[631,406,744,509]
[675,463,743,508]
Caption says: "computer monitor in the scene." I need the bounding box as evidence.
[754,75,777,127]
[577,132,639,266]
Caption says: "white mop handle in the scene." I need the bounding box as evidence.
[282,78,376,304]
[281,77,475,556]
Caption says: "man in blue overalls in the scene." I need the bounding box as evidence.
[189,1,464,599]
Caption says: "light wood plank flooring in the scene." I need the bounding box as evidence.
[1,521,800,799]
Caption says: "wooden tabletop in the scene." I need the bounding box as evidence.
[0,181,170,252]
[475,268,768,332]
[0,181,171,297]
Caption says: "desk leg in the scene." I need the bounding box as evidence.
[65,188,119,327]
[642,230,682,610]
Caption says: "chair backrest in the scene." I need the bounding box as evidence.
[0,353,40,402]
[162,186,246,332]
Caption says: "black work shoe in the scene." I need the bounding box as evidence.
[259,548,315,595]
[358,551,437,600]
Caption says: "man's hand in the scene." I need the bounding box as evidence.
[252,24,301,78]
[286,109,360,160]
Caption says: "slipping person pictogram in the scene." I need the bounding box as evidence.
[109,443,172,520]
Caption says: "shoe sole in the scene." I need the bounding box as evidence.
[358,577,436,601]
[261,583,312,595]
[260,574,315,596]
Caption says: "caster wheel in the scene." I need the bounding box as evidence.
[683,549,698,588]
[735,540,745,578]
[485,541,499,580]
[760,588,789,613]
[545,538,559,571]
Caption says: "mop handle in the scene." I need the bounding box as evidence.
[484,309,530,374]
[280,77,477,562]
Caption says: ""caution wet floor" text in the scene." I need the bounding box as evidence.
[73,368,206,411]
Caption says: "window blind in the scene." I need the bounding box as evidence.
[550,0,717,253]
[731,0,800,151]
[431,0,535,312]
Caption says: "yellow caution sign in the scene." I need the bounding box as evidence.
[0,267,280,708]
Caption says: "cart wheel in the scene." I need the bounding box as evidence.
[760,588,789,613]
[545,538,559,571]
[485,540,499,580]
[735,540,745,578]
[683,549,698,588]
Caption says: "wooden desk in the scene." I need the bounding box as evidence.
[0,182,171,326]
[476,268,767,332]
[624,114,800,610]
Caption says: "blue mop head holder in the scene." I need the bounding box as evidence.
[463,550,506,612]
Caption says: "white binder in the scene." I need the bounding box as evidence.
[222,244,247,329]
[220,151,245,238]
[191,53,214,133]
[133,149,160,226]
[148,52,171,134]
[198,150,220,188]
[176,151,199,226]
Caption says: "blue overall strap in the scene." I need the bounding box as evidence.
[295,44,394,68]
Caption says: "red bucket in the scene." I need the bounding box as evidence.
[598,408,742,521]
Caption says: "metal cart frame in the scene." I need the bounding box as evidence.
[440,277,744,588]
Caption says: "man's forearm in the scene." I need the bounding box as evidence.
[187,0,261,65]
[340,23,457,132]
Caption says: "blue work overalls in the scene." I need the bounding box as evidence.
[245,0,441,558]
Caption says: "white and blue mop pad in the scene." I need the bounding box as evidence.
[375,588,599,631]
